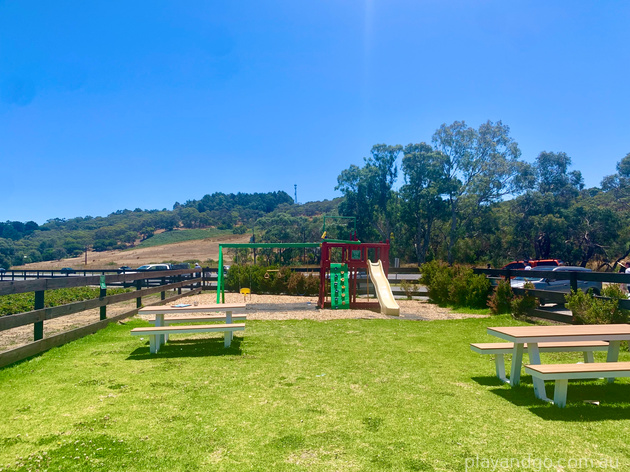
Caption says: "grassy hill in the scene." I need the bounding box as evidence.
[133,228,234,249]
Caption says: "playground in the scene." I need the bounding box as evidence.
[2,313,629,471]
[215,216,402,317]
[2,220,630,470]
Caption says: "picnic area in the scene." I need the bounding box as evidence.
[1,292,629,471]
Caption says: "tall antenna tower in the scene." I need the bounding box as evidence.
[294,184,298,204]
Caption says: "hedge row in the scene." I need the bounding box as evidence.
[225,265,320,296]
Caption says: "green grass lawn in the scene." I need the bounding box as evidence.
[133,228,233,250]
[1,315,630,471]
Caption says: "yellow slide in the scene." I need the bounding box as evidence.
[367,260,400,316]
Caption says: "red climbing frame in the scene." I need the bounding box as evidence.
[318,241,390,309]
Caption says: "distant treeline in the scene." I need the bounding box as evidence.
[2,120,629,270]
[0,191,342,269]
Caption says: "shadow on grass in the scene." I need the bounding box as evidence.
[471,375,504,387]
[126,337,242,360]
[487,378,630,420]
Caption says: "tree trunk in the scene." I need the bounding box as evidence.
[448,198,456,265]
[416,213,433,265]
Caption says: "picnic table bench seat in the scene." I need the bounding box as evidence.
[131,323,245,353]
[470,341,610,382]
[149,314,247,325]
[525,361,630,407]
[149,314,247,342]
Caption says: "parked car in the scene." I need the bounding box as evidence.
[136,264,172,271]
[502,259,563,270]
[0,268,6,273]
[60,267,75,274]
[511,266,602,305]
[170,263,191,270]
[119,266,132,271]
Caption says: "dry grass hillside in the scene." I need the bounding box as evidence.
[15,233,251,270]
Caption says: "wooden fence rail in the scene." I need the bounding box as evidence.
[0,269,204,368]
[473,268,630,318]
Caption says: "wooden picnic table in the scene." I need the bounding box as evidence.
[137,303,247,352]
[487,324,630,402]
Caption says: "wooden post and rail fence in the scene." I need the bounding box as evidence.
[473,267,630,323]
[0,268,215,369]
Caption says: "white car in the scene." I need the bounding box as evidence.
[123,264,172,276]
[511,266,602,305]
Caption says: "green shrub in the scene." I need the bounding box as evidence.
[400,280,418,300]
[419,260,447,291]
[420,261,491,308]
[601,284,627,300]
[305,274,320,295]
[448,266,470,306]
[487,280,513,315]
[428,266,453,304]
[224,265,320,296]
[287,272,319,296]
[566,289,629,324]
[511,295,537,319]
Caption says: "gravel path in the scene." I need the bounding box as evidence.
[141,292,490,322]
[1,292,488,354]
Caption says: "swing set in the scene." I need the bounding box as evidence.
[215,216,393,312]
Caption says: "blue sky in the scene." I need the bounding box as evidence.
[1,0,629,224]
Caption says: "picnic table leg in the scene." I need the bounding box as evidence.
[149,335,157,354]
[527,343,550,402]
[509,343,525,386]
[583,351,595,363]
[224,310,233,347]
[606,340,621,383]
[553,379,568,408]
[495,354,509,383]
[155,314,165,350]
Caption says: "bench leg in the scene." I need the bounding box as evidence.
[583,351,595,363]
[495,354,509,383]
[510,343,525,386]
[149,335,158,354]
[606,341,621,383]
[154,315,165,350]
[527,343,550,402]
[224,330,231,348]
[553,379,568,408]
[225,311,234,346]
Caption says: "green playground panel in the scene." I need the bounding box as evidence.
[330,263,350,310]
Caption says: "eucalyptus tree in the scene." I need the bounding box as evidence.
[336,144,402,241]
[535,151,584,198]
[432,120,530,264]
[400,142,448,264]
[602,152,630,204]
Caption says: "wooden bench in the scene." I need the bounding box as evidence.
[525,361,630,407]
[130,323,245,353]
[470,341,610,383]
